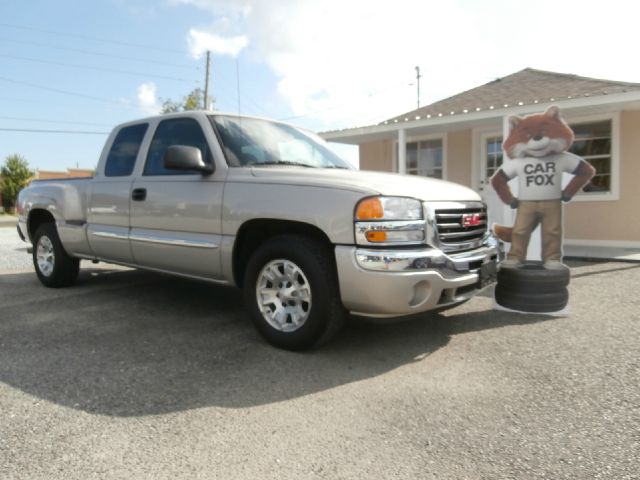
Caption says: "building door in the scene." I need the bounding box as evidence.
[478,133,506,229]
[478,127,541,260]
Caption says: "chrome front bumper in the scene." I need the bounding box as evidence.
[335,239,499,318]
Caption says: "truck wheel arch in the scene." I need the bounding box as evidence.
[242,234,346,350]
[28,209,57,242]
[32,222,80,288]
[233,219,334,288]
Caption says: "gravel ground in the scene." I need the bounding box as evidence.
[0,231,638,479]
[0,224,33,272]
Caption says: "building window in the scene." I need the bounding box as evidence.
[406,139,443,178]
[569,120,612,193]
[484,136,503,179]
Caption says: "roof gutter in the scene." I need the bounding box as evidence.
[321,90,640,144]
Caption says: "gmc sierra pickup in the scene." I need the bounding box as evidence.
[17,111,499,349]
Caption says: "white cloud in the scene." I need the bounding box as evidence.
[175,0,640,129]
[187,29,249,58]
[174,0,486,127]
[137,82,160,115]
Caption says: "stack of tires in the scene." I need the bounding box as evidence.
[495,263,570,313]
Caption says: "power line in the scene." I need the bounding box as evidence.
[0,75,133,107]
[0,53,196,83]
[0,37,198,70]
[0,24,270,117]
[0,128,109,135]
[0,115,114,127]
[0,22,185,55]
[278,81,413,122]
[211,63,273,117]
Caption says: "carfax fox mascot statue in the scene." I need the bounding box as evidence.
[491,106,595,269]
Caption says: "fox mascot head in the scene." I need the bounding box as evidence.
[503,106,574,159]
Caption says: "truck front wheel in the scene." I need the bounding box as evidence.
[243,235,345,350]
[32,223,80,288]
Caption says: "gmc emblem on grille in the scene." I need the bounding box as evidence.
[461,213,481,227]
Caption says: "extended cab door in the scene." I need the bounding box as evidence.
[87,123,149,264]
[129,116,225,280]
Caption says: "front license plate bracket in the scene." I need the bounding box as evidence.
[478,261,497,287]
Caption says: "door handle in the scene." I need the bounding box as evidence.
[131,188,147,201]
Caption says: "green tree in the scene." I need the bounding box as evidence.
[1,154,35,212]
[160,88,211,114]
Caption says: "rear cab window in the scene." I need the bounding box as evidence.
[104,123,149,177]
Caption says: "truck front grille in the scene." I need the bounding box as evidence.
[432,202,487,253]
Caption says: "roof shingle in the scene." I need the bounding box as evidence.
[385,68,640,124]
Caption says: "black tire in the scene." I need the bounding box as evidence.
[32,223,80,288]
[498,263,570,293]
[495,284,568,313]
[243,235,346,351]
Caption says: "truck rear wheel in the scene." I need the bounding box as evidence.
[243,235,346,350]
[32,223,80,288]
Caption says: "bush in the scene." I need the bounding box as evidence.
[1,154,35,212]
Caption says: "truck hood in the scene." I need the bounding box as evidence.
[249,167,481,202]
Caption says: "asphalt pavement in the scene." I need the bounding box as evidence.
[0,230,638,479]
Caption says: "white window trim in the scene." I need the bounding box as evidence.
[563,111,620,202]
[472,112,620,202]
[393,132,447,180]
[472,128,503,191]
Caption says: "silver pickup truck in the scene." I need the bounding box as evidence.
[17,111,499,349]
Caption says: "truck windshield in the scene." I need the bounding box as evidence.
[210,115,353,169]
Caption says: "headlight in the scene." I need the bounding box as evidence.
[354,196,425,246]
[355,196,423,221]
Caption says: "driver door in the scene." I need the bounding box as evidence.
[129,117,225,280]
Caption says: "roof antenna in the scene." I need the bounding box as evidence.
[415,66,422,109]
[203,51,211,110]
[236,57,241,116]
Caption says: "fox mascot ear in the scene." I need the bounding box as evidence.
[544,105,561,119]
[508,115,522,132]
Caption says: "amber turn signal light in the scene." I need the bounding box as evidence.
[355,197,384,220]
[365,231,387,242]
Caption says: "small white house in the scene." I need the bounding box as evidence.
[321,68,640,257]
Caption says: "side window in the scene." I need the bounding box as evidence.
[144,118,212,176]
[104,123,148,177]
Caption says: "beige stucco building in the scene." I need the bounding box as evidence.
[322,69,640,254]
[34,168,95,180]
[1,168,93,212]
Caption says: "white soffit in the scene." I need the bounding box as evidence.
[320,91,640,144]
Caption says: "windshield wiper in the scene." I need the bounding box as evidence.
[246,161,351,169]
[248,161,316,168]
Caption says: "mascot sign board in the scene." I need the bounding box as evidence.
[490,106,595,312]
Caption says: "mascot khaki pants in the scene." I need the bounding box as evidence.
[508,200,563,262]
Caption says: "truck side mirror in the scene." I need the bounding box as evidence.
[163,145,214,174]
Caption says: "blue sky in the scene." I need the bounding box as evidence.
[2,0,639,171]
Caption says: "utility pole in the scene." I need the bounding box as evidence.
[204,51,211,110]
[415,66,422,109]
